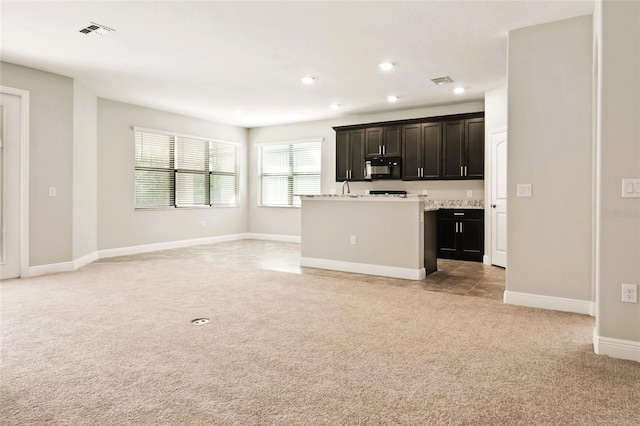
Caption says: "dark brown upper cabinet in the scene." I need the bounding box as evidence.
[442,117,485,179]
[334,112,484,182]
[365,126,401,158]
[336,129,365,182]
[402,122,442,180]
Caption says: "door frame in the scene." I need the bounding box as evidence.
[1,86,30,278]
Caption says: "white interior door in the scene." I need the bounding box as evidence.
[491,129,507,268]
[0,92,22,279]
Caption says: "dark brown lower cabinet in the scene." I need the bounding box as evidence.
[437,209,484,262]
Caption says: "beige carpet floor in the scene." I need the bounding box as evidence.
[1,255,639,425]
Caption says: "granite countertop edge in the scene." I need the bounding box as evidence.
[299,194,484,210]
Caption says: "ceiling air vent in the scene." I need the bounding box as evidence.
[79,22,115,37]
[431,76,454,86]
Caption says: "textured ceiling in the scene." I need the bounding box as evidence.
[0,1,594,128]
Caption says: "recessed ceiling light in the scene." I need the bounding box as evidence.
[379,62,394,71]
[454,87,465,94]
[431,76,454,86]
[301,76,315,85]
[330,104,341,110]
[387,95,398,103]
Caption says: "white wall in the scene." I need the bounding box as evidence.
[97,99,249,251]
[0,62,74,267]
[507,16,593,302]
[594,0,640,351]
[248,101,485,237]
[73,81,98,260]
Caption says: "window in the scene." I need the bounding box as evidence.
[258,139,322,207]
[134,128,239,209]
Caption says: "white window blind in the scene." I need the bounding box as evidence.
[258,140,321,207]
[135,132,175,208]
[210,141,239,206]
[134,129,239,209]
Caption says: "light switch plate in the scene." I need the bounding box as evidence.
[516,184,532,197]
[48,187,57,197]
[622,179,640,198]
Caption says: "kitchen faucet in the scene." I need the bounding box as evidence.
[341,180,351,195]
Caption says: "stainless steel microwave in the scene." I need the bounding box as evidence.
[365,157,402,180]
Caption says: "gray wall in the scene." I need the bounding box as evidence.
[507,16,593,302]
[248,102,486,237]
[595,0,640,343]
[301,199,424,269]
[0,62,74,267]
[96,99,249,251]
[73,81,98,260]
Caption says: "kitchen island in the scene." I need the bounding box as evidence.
[300,194,437,280]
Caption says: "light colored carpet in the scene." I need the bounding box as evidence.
[1,255,639,425]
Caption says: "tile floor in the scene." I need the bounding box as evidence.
[103,239,506,301]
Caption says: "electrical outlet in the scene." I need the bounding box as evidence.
[350,235,357,245]
[201,220,206,228]
[422,189,428,196]
[622,283,637,303]
[467,190,473,198]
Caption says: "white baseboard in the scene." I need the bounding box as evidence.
[483,255,490,265]
[504,290,595,316]
[73,251,99,270]
[301,257,425,280]
[244,233,301,243]
[593,329,640,362]
[97,233,248,259]
[25,233,297,277]
[29,261,75,277]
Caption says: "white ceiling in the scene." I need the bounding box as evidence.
[1,1,593,128]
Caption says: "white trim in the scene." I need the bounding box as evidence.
[255,137,324,147]
[244,233,301,243]
[482,254,490,265]
[18,233,301,277]
[97,233,248,259]
[504,290,595,316]
[29,261,74,277]
[1,86,30,278]
[593,329,640,362]
[300,257,426,280]
[73,251,99,270]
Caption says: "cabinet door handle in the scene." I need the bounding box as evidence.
[464,166,468,176]
[460,222,463,233]
[460,166,463,176]
[378,146,382,155]
[382,145,386,155]
[455,223,459,233]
